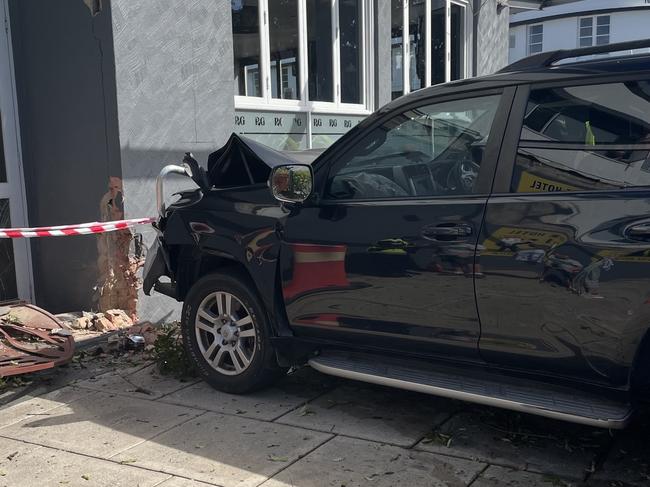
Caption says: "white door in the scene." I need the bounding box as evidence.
[0,0,32,301]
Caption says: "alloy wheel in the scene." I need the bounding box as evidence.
[194,291,257,376]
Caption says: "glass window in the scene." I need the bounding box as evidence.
[307,0,334,102]
[339,0,363,104]
[431,0,446,85]
[232,0,261,97]
[528,24,543,54]
[578,16,610,48]
[409,0,426,92]
[596,15,610,46]
[391,0,404,100]
[269,0,300,100]
[326,94,502,200]
[450,3,466,81]
[512,81,650,192]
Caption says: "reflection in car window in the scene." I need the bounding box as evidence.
[513,81,650,193]
[326,95,501,200]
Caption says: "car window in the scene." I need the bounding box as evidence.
[512,80,650,192]
[325,94,501,200]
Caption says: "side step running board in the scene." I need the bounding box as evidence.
[308,352,633,429]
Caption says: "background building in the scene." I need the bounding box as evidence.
[509,0,650,63]
[0,0,510,322]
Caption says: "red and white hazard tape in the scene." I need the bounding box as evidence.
[0,217,154,238]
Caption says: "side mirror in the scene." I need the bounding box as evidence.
[269,164,313,204]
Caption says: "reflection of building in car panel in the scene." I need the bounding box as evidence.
[512,81,650,193]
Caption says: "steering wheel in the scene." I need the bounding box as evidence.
[446,158,480,194]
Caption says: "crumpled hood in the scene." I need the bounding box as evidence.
[206,133,324,187]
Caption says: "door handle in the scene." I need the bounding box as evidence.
[626,223,650,241]
[422,223,473,240]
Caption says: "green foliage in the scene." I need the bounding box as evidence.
[153,322,195,377]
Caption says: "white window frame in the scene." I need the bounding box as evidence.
[396,0,472,99]
[0,0,33,301]
[234,0,374,116]
[578,15,610,48]
[527,23,543,55]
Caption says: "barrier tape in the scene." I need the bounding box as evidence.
[0,217,155,239]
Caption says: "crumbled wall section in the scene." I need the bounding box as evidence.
[110,0,235,323]
[95,177,142,321]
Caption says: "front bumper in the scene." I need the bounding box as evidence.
[143,236,174,297]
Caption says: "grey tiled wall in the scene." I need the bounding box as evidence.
[111,0,234,322]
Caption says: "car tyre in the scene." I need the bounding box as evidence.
[182,271,286,393]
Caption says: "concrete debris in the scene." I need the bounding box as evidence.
[62,309,134,333]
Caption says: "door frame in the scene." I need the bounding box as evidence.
[1,0,33,301]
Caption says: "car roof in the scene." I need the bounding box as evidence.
[385,40,650,113]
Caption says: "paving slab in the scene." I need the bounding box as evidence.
[589,412,650,487]
[472,465,578,487]
[160,366,337,421]
[74,363,199,399]
[157,477,222,487]
[0,386,89,429]
[0,390,202,458]
[112,411,333,487]
[0,437,169,487]
[261,435,485,487]
[275,382,455,447]
[415,407,608,480]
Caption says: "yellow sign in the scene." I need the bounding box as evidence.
[516,171,577,193]
[483,226,568,256]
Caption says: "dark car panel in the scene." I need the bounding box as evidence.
[145,46,650,424]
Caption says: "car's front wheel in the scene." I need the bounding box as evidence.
[181,271,285,393]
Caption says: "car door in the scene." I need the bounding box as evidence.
[280,89,512,361]
[477,78,650,387]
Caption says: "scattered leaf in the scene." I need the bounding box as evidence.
[6,452,18,461]
[81,474,90,481]
[299,406,315,417]
[119,458,137,464]
[268,455,289,462]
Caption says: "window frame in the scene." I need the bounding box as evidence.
[527,23,543,55]
[493,76,650,196]
[393,0,472,99]
[316,86,514,204]
[577,15,610,49]
[233,0,374,116]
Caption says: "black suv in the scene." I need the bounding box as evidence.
[144,40,650,429]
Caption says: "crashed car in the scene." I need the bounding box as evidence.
[144,39,650,429]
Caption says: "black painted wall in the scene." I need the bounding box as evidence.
[9,0,121,312]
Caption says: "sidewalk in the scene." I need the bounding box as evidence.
[0,359,647,487]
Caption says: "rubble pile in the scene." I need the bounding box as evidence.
[61,309,134,332]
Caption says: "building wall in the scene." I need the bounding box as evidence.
[110,0,235,323]
[8,0,122,313]
[509,7,650,63]
[475,0,510,76]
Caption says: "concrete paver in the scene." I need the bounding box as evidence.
[0,437,169,487]
[0,386,89,429]
[471,465,578,487]
[0,390,202,458]
[1,357,648,487]
[415,407,608,479]
[112,411,333,487]
[260,435,486,487]
[160,366,336,421]
[275,382,455,447]
[74,363,199,400]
